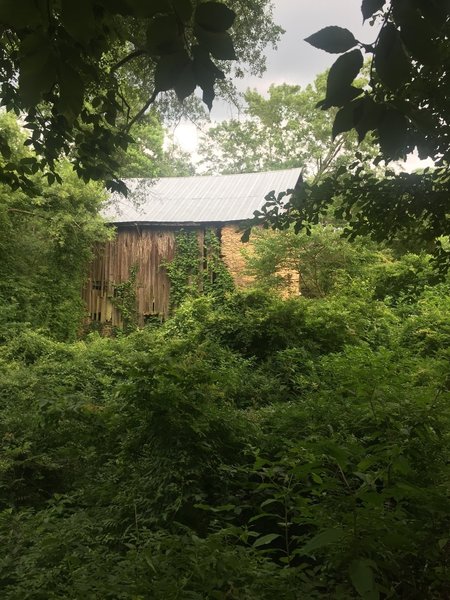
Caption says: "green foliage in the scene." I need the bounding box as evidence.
[256,164,450,271]
[245,225,383,297]
[116,109,195,178]
[165,228,234,309]
[202,228,235,297]
[1,258,450,596]
[110,264,139,332]
[0,0,281,191]
[199,72,375,177]
[306,2,449,165]
[288,1,450,269]
[0,114,109,341]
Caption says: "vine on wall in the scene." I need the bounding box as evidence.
[165,229,234,310]
[203,229,235,297]
[110,264,139,331]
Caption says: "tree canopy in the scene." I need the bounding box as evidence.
[198,72,375,177]
[0,0,281,192]
[252,0,450,268]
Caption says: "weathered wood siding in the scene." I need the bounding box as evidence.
[83,226,179,327]
[83,223,300,328]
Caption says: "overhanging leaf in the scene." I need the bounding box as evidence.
[321,49,363,108]
[374,23,410,90]
[299,528,344,555]
[305,26,358,53]
[193,44,224,92]
[252,533,281,548]
[349,559,379,600]
[146,14,183,56]
[61,0,96,45]
[126,0,170,18]
[194,25,236,60]
[202,85,215,110]
[333,102,357,139]
[195,2,236,32]
[19,34,56,106]
[58,65,85,124]
[353,96,384,142]
[378,109,409,159]
[174,60,196,101]
[173,0,193,22]
[0,0,45,28]
[361,0,386,21]
[154,51,190,92]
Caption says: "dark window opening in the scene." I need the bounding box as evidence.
[92,280,102,291]
[144,313,163,326]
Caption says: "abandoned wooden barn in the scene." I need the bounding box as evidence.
[83,168,301,327]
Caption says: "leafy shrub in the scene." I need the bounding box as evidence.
[1,266,450,598]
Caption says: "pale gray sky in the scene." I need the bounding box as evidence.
[174,1,378,151]
[239,0,375,90]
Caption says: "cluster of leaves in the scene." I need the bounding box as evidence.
[254,1,449,270]
[116,109,195,178]
[305,1,450,165]
[164,228,234,309]
[252,162,450,270]
[1,243,449,598]
[110,264,140,332]
[244,225,384,298]
[0,0,239,191]
[198,72,376,178]
[0,113,109,341]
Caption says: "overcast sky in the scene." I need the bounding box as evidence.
[174,1,378,152]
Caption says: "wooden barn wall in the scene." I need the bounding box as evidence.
[83,226,180,327]
[83,223,300,328]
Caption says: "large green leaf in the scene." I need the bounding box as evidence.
[321,49,363,108]
[0,0,45,28]
[58,65,85,124]
[394,5,440,65]
[19,34,56,107]
[146,14,183,56]
[195,2,236,33]
[194,25,236,60]
[349,559,379,600]
[332,102,357,139]
[374,23,410,90]
[173,0,193,23]
[193,44,224,87]
[298,528,344,555]
[61,0,96,45]
[154,51,191,92]
[305,26,358,54]
[252,533,281,548]
[361,0,386,21]
[127,0,170,17]
[174,61,196,101]
[378,109,409,159]
[353,96,384,142]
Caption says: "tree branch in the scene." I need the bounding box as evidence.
[111,49,146,73]
[125,91,158,132]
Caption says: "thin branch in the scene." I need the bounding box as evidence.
[8,208,47,219]
[125,91,158,132]
[111,49,146,73]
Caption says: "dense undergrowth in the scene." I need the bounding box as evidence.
[1,255,450,598]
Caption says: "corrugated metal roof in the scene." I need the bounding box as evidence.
[102,168,301,224]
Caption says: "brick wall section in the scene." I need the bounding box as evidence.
[220,224,255,288]
[220,224,301,296]
[277,266,301,298]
